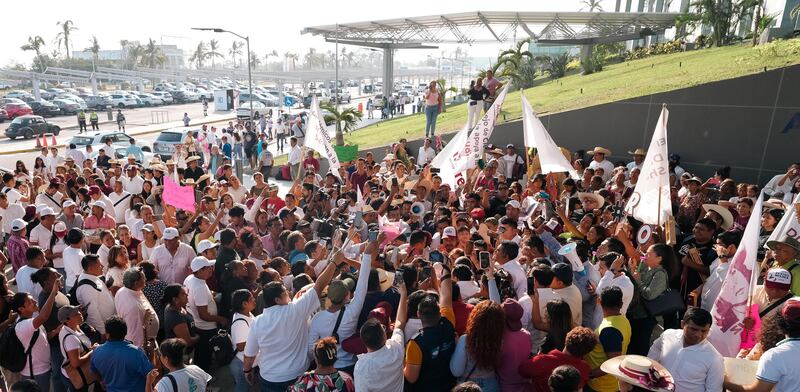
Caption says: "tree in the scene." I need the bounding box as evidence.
[84,36,100,70]
[141,39,166,68]
[436,78,458,113]
[284,52,298,70]
[304,48,317,69]
[677,0,735,46]
[544,53,571,79]
[249,51,261,68]
[580,0,603,11]
[229,41,243,68]
[21,36,46,73]
[190,41,207,69]
[321,102,364,146]
[207,39,223,68]
[792,2,800,25]
[493,39,535,88]
[55,20,78,61]
[264,50,278,68]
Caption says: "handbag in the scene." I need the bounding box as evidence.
[61,334,99,390]
[642,270,685,317]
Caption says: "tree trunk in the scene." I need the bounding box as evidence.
[751,5,762,46]
[335,122,344,146]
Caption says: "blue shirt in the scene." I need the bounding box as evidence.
[222,143,232,159]
[287,249,309,265]
[90,340,152,392]
[125,145,144,163]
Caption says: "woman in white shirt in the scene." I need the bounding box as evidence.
[229,289,256,392]
[51,222,68,277]
[58,305,96,392]
[63,229,86,292]
[146,338,211,392]
[106,245,130,295]
[138,224,159,263]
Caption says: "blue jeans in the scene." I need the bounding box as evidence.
[229,357,249,392]
[25,370,51,392]
[424,105,439,137]
[259,375,293,392]
[233,143,244,162]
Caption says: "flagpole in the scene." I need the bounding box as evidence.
[657,185,662,228]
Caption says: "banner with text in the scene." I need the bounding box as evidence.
[306,96,342,180]
[460,87,509,169]
[624,106,672,225]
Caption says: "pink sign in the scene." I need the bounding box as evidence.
[739,304,761,351]
[163,176,196,213]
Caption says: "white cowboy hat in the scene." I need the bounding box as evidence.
[578,192,605,208]
[587,146,612,156]
[628,148,647,156]
[601,355,674,392]
[702,204,734,230]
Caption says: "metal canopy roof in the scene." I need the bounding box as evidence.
[302,11,681,46]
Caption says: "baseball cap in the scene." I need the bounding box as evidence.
[197,239,219,254]
[781,298,800,326]
[442,226,457,238]
[190,256,215,272]
[11,218,27,232]
[162,227,180,240]
[327,278,355,304]
[506,199,521,209]
[62,200,76,208]
[141,224,155,233]
[39,207,55,217]
[506,144,515,149]
[470,208,485,220]
[88,185,101,195]
[89,200,106,210]
[502,298,523,331]
[552,263,574,285]
[54,221,67,233]
[57,305,82,323]
[765,268,792,291]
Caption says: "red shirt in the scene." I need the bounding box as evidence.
[518,349,591,392]
[451,299,474,336]
[261,196,286,216]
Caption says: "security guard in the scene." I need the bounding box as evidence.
[90,110,99,130]
[77,109,87,133]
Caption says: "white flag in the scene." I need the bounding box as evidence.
[624,106,672,225]
[305,96,342,180]
[356,182,364,206]
[521,93,576,176]
[431,124,470,188]
[767,193,800,245]
[461,87,509,169]
[708,192,765,357]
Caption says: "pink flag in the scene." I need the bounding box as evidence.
[739,304,761,351]
[163,176,196,213]
[708,192,764,357]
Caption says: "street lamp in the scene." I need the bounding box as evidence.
[192,27,253,124]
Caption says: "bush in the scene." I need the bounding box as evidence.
[624,40,685,61]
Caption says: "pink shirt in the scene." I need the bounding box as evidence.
[425,90,440,106]
[498,328,532,392]
[84,214,116,230]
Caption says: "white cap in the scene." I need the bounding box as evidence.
[190,256,215,272]
[54,221,67,232]
[89,200,107,210]
[506,199,521,209]
[442,226,457,238]
[35,204,49,214]
[62,200,76,208]
[39,207,55,217]
[162,227,180,240]
[197,239,218,254]
[11,218,27,231]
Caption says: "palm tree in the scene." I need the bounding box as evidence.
[321,102,364,146]
[792,2,800,25]
[580,0,603,11]
[544,53,571,79]
[55,20,78,61]
[125,43,144,70]
[21,36,46,72]
[304,48,317,69]
[207,39,223,68]
[435,78,458,113]
[229,41,243,68]
[249,51,261,68]
[141,39,166,68]
[264,50,278,69]
[84,36,100,71]
[494,39,534,87]
[190,41,208,69]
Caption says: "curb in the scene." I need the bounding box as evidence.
[0,114,236,156]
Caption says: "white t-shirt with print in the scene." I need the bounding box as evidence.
[154,365,212,392]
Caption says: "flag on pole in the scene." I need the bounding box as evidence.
[431,124,470,188]
[356,182,364,206]
[305,96,342,180]
[521,92,577,177]
[623,106,672,225]
[708,192,765,357]
[461,87,509,169]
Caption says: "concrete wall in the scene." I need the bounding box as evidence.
[323,64,800,185]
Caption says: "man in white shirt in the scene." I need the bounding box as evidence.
[308,248,372,373]
[0,192,25,239]
[538,263,583,327]
[587,147,615,182]
[417,138,436,167]
[242,251,339,389]
[701,231,739,311]
[76,254,116,334]
[107,181,132,223]
[648,307,724,392]
[66,144,84,164]
[185,256,228,372]
[150,228,196,284]
[626,148,646,173]
[114,268,159,348]
[596,254,634,317]
[287,137,302,178]
[16,246,46,299]
[88,185,115,219]
[120,165,145,195]
[29,208,55,251]
[34,181,64,214]
[502,144,524,180]
[763,163,799,198]
[354,272,409,392]
[495,240,528,300]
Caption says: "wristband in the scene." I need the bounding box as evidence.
[243,368,253,374]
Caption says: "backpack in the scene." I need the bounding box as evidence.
[209,329,236,366]
[67,278,101,306]
[0,321,40,374]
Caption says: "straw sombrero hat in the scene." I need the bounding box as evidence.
[587,147,612,156]
[578,192,606,209]
[185,156,200,164]
[601,355,674,392]
[628,148,647,156]
[702,204,733,230]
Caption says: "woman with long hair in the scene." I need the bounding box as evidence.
[450,301,504,391]
[117,225,141,262]
[627,243,673,355]
[759,209,785,261]
[534,299,574,353]
[140,262,167,328]
[33,157,47,179]
[423,80,442,138]
[161,284,198,347]
[105,245,130,295]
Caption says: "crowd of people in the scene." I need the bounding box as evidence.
[0,84,799,392]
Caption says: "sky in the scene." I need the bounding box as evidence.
[2,0,614,68]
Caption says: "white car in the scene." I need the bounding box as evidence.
[236,101,268,118]
[5,90,33,100]
[151,91,173,104]
[136,93,164,106]
[109,94,139,108]
[68,130,152,155]
[57,94,87,109]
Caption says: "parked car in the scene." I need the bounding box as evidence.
[372,94,385,110]
[194,87,211,101]
[67,130,152,154]
[152,127,197,160]
[52,98,81,115]
[4,115,61,140]
[3,102,33,119]
[85,95,111,109]
[303,91,332,108]
[239,92,277,107]
[154,83,176,91]
[41,88,65,100]
[57,94,88,109]
[151,91,174,104]
[136,93,164,106]
[236,101,269,119]
[28,100,61,117]
[332,90,352,104]
[0,107,8,123]
[4,90,33,100]
[169,90,190,104]
[109,94,139,108]
[89,147,154,165]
